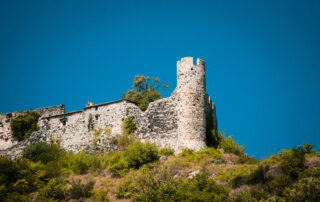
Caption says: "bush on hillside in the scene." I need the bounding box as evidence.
[179,148,194,157]
[68,179,95,199]
[266,174,293,196]
[22,142,65,163]
[38,177,67,200]
[159,147,175,156]
[284,177,320,201]
[174,172,229,201]
[125,141,159,168]
[10,111,41,141]
[279,145,307,179]
[108,140,159,176]
[219,134,245,155]
[107,152,129,177]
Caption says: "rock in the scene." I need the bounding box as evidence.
[160,156,168,162]
[188,169,200,179]
[210,173,216,178]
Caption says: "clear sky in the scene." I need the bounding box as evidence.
[1,0,319,159]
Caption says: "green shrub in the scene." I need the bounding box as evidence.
[22,142,65,163]
[4,192,29,202]
[266,174,292,196]
[125,141,159,169]
[90,188,110,201]
[219,134,245,155]
[174,172,229,201]
[229,189,258,202]
[159,147,175,156]
[38,177,66,200]
[284,177,320,202]
[0,156,19,191]
[115,170,140,198]
[179,148,194,157]
[116,133,136,151]
[107,152,129,177]
[10,111,41,141]
[122,116,137,135]
[61,151,107,174]
[246,165,268,185]
[298,168,320,179]
[117,167,228,202]
[235,155,258,164]
[230,175,247,188]
[68,179,95,199]
[0,156,52,199]
[279,145,306,179]
[229,165,268,188]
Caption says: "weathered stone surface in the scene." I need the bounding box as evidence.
[159,156,168,162]
[0,57,217,159]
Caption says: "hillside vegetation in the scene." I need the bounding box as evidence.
[0,129,319,201]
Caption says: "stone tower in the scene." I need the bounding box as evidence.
[176,57,207,151]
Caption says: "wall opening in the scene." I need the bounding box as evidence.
[61,119,67,126]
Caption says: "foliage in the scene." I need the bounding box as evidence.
[93,128,102,149]
[229,189,258,202]
[298,168,320,179]
[68,179,95,199]
[284,177,320,202]
[125,141,159,168]
[235,154,258,164]
[10,111,41,141]
[159,147,175,156]
[216,164,259,182]
[116,167,228,202]
[218,132,245,155]
[0,156,50,200]
[62,151,108,174]
[174,172,229,201]
[122,75,168,111]
[22,142,65,163]
[90,188,110,201]
[38,177,67,200]
[266,174,292,196]
[108,140,159,176]
[279,145,307,179]
[179,148,194,157]
[107,152,129,177]
[121,116,137,136]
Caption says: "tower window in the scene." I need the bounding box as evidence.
[95,115,99,120]
[61,119,67,126]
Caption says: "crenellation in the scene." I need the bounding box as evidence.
[0,57,217,158]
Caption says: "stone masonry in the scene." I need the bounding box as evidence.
[0,57,217,158]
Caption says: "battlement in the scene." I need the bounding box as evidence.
[177,57,205,72]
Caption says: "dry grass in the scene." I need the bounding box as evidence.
[305,156,320,168]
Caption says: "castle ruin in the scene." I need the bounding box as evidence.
[0,57,217,158]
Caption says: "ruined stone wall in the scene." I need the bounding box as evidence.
[135,90,178,149]
[0,57,217,158]
[0,105,65,150]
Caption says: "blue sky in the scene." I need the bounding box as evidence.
[1,0,319,158]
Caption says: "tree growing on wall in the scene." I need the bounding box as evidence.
[122,75,168,111]
[10,111,41,141]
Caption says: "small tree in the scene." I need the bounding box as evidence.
[122,75,168,111]
[10,111,41,141]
